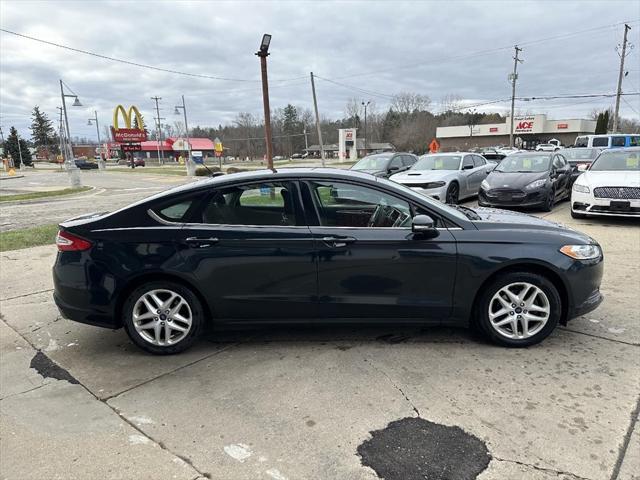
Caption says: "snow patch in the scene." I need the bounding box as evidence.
[224,443,252,462]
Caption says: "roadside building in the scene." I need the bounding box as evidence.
[137,137,216,161]
[305,139,395,158]
[436,114,596,150]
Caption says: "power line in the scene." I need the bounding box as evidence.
[0,28,306,84]
[314,75,395,99]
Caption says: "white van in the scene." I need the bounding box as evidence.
[574,134,640,148]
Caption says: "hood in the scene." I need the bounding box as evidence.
[577,170,640,188]
[390,169,456,183]
[484,170,548,189]
[471,207,594,242]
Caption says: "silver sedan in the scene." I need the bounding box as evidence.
[390,152,496,204]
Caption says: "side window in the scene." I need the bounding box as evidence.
[462,156,474,169]
[592,137,609,147]
[473,155,486,167]
[153,193,205,222]
[402,155,417,167]
[611,136,626,147]
[310,181,411,228]
[389,156,403,170]
[631,136,640,147]
[552,155,565,169]
[200,181,297,226]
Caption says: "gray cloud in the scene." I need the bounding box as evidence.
[1,0,638,141]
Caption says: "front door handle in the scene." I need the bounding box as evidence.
[321,236,356,248]
[185,236,219,248]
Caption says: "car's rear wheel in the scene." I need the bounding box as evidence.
[123,281,205,354]
[476,272,561,347]
[446,182,459,204]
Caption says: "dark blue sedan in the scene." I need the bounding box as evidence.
[53,168,603,354]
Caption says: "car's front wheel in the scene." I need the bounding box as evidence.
[476,272,561,347]
[123,281,205,354]
[445,182,459,204]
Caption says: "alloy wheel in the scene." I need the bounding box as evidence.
[488,282,550,339]
[446,183,459,204]
[132,289,192,346]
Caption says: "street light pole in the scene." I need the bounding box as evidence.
[256,34,274,170]
[174,95,193,176]
[59,79,83,186]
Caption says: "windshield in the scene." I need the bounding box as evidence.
[590,150,640,171]
[413,155,461,171]
[375,177,470,222]
[352,154,391,171]
[495,154,551,173]
[561,149,598,161]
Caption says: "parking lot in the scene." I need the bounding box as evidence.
[1,170,639,480]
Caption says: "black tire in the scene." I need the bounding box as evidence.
[122,281,205,355]
[475,272,561,347]
[542,188,555,212]
[571,209,587,219]
[446,182,459,205]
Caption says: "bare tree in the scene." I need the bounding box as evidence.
[391,92,431,114]
[439,94,463,113]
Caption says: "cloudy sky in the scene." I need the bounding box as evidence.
[1,0,638,142]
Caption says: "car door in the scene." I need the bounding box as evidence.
[300,179,457,321]
[470,155,490,194]
[386,155,404,177]
[459,155,478,197]
[175,180,319,320]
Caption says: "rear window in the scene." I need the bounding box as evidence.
[155,200,196,222]
[611,136,626,147]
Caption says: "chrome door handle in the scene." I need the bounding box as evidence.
[185,237,219,248]
[321,236,356,248]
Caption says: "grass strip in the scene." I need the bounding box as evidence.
[0,186,91,203]
[0,223,59,252]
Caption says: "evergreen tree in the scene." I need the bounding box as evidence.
[603,110,610,133]
[282,104,303,156]
[132,115,149,135]
[4,127,33,166]
[595,113,605,134]
[30,106,58,157]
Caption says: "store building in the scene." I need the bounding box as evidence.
[436,114,597,150]
[305,139,395,158]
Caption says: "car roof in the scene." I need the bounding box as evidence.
[509,151,552,156]
[420,152,470,157]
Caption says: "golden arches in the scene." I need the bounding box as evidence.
[112,105,144,130]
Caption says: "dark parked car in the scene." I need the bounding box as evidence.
[74,159,99,170]
[134,158,146,167]
[350,152,417,178]
[477,148,506,162]
[479,152,572,211]
[54,169,603,354]
[557,148,602,185]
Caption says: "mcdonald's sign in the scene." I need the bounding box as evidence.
[111,105,148,143]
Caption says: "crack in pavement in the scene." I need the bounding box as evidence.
[1,288,53,302]
[0,317,217,479]
[559,327,640,347]
[361,355,421,418]
[610,393,640,480]
[492,456,593,480]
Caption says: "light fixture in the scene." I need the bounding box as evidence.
[72,97,82,107]
[174,107,180,115]
[259,34,272,54]
[87,119,92,125]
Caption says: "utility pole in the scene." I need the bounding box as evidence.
[303,128,308,150]
[256,34,274,170]
[361,100,371,154]
[151,96,165,164]
[613,24,632,133]
[310,72,325,166]
[509,46,523,148]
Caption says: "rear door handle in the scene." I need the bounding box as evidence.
[321,236,356,248]
[185,236,219,248]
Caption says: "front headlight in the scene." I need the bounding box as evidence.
[525,179,547,190]
[560,244,601,260]
[423,181,446,189]
[480,179,490,190]
[572,183,590,193]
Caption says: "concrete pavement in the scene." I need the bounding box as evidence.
[0,195,639,479]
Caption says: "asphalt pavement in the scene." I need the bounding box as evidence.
[0,170,638,480]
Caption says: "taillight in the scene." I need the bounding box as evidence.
[56,230,92,252]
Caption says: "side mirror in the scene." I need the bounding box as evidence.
[388,166,400,173]
[412,214,437,235]
[462,164,474,170]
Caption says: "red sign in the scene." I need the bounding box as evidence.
[111,127,147,143]
[557,123,568,129]
[489,127,498,133]
[345,130,353,140]
[215,150,223,158]
[121,143,141,152]
[515,121,534,132]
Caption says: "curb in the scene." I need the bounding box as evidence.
[0,186,97,205]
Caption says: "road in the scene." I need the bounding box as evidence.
[0,169,638,480]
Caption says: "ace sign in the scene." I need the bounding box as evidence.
[514,116,536,133]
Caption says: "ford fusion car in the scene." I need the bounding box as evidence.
[350,152,417,178]
[53,168,603,355]
[390,152,495,204]
[479,152,572,211]
[571,147,640,218]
